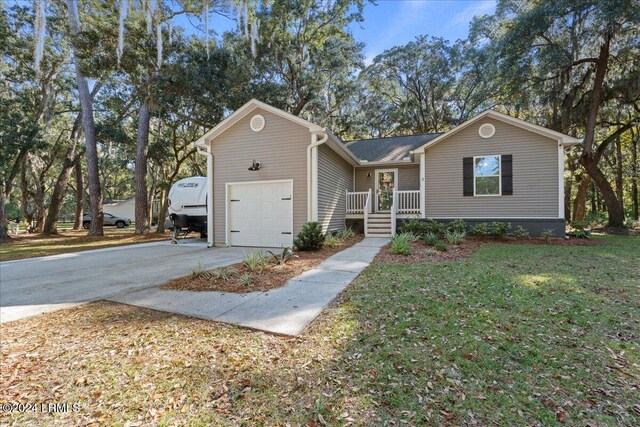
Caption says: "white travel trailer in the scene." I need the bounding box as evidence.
[166,176,208,239]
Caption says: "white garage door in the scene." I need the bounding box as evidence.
[228,180,293,247]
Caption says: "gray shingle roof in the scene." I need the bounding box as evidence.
[343,133,443,162]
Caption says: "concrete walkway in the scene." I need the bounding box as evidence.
[0,239,264,323]
[108,237,388,335]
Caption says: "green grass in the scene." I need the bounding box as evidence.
[1,235,638,426]
[344,235,639,425]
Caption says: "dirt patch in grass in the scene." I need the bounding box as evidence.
[161,236,363,293]
[375,239,481,264]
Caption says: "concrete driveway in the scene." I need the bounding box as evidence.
[0,239,256,323]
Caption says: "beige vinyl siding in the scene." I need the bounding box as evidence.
[424,117,560,218]
[317,144,353,232]
[354,164,420,192]
[210,107,310,245]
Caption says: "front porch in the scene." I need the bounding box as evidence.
[345,189,421,237]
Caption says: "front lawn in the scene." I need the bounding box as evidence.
[0,229,170,261]
[1,235,638,425]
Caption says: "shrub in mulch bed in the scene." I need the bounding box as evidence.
[161,236,363,293]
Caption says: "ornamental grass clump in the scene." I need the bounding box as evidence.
[422,232,439,246]
[324,234,344,247]
[445,230,465,245]
[390,233,412,255]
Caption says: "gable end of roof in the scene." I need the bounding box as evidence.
[195,99,323,148]
[410,110,581,154]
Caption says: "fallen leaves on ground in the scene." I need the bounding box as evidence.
[1,235,638,426]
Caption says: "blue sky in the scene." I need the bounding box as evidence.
[181,0,496,63]
[353,0,497,63]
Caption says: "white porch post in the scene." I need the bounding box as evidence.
[558,144,565,219]
[206,145,214,247]
[419,151,426,218]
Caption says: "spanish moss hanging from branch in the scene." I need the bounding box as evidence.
[116,0,127,68]
[146,0,155,34]
[34,0,47,73]
[235,0,260,58]
[156,21,163,68]
[203,0,209,59]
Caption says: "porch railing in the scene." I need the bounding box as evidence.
[364,189,372,237]
[391,189,397,235]
[396,190,421,214]
[346,190,370,214]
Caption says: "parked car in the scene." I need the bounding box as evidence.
[82,212,131,229]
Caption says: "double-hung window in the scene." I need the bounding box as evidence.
[474,155,501,196]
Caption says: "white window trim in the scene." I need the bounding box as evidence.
[473,155,501,197]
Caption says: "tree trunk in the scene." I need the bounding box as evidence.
[573,176,589,222]
[0,189,6,239]
[632,132,639,220]
[73,159,84,230]
[615,136,624,214]
[155,187,168,234]
[19,161,34,228]
[67,0,103,236]
[564,177,572,220]
[147,166,158,227]
[43,148,77,235]
[580,156,625,226]
[579,32,624,226]
[135,101,151,234]
[33,178,47,233]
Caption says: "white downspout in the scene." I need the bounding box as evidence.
[419,151,426,218]
[307,130,329,222]
[205,145,214,247]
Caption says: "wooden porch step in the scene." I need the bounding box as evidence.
[367,232,392,237]
[368,219,391,225]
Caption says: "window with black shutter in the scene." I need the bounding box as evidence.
[501,155,513,195]
[464,155,512,196]
[463,157,474,196]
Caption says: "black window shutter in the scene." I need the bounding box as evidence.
[463,157,474,196]
[502,155,513,195]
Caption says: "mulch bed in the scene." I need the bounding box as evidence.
[161,236,363,293]
[375,235,597,264]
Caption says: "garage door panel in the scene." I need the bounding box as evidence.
[228,181,293,248]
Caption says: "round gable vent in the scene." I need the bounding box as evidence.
[250,114,265,132]
[478,123,495,139]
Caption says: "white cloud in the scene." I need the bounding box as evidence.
[450,0,496,27]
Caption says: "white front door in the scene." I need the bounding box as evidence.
[227,180,293,247]
[375,169,398,212]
